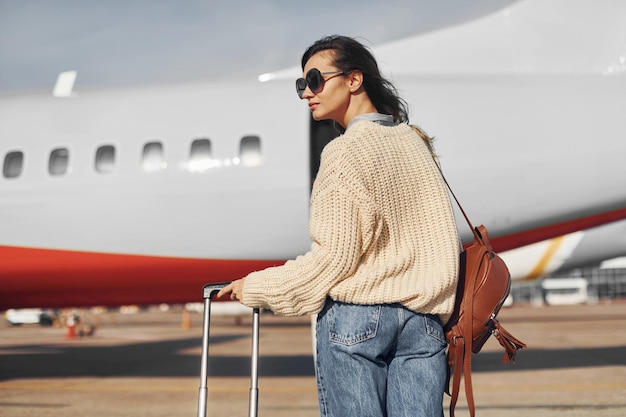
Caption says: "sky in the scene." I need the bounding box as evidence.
[0,0,517,92]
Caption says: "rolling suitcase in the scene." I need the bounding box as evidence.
[197,282,260,417]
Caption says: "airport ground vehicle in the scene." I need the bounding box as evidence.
[5,308,55,326]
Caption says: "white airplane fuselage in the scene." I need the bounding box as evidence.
[1,0,625,309]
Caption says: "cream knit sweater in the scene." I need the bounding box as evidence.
[242,121,460,324]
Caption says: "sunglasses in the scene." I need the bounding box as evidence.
[296,68,346,99]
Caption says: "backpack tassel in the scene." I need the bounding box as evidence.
[493,321,527,364]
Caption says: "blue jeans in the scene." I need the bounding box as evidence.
[315,299,447,417]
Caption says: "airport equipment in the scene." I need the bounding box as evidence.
[542,277,589,305]
[197,282,260,417]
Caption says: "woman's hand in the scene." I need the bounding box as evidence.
[216,278,245,302]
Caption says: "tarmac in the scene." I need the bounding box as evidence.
[1,301,625,417]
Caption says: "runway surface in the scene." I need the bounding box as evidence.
[1,302,625,417]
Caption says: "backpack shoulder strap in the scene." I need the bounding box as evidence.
[448,245,482,417]
[414,126,481,416]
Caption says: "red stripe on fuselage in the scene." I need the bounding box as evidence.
[488,207,626,252]
[0,245,284,310]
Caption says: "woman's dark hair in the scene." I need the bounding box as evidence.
[301,35,409,124]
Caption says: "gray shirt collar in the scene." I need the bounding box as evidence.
[347,113,396,129]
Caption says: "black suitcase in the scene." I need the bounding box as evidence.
[197,282,260,417]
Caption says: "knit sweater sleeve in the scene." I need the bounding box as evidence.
[241,140,375,316]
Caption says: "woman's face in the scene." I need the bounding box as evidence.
[301,51,350,124]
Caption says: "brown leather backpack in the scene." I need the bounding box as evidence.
[443,222,526,417]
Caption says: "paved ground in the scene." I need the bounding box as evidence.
[1,301,625,417]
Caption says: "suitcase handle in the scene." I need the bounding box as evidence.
[203,281,232,299]
[197,282,260,417]
[249,307,260,417]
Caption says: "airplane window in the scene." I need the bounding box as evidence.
[3,151,24,179]
[49,148,69,176]
[142,141,166,172]
[188,138,212,171]
[239,135,262,167]
[95,145,116,173]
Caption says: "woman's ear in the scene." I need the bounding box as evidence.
[347,70,364,93]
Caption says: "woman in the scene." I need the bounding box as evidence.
[218,35,460,417]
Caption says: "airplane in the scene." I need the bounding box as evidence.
[1,0,625,311]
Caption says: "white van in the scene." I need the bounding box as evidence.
[542,278,589,305]
[5,309,55,326]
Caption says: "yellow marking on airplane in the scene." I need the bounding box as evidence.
[523,235,566,281]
